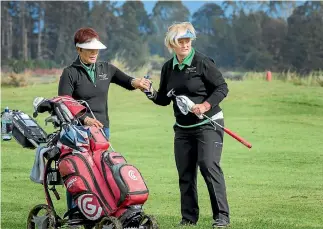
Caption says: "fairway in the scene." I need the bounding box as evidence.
[1,79,323,229]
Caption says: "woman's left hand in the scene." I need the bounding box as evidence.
[191,102,211,115]
[132,78,151,91]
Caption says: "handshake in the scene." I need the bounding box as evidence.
[131,76,155,98]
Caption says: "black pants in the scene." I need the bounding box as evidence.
[174,119,230,223]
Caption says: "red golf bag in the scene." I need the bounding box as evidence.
[28,95,158,228]
[58,125,149,220]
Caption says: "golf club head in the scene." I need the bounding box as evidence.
[33,97,46,112]
[143,75,153,96]
[167,89,175,97]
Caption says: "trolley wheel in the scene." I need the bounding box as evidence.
[139,214,159,229]
[97,216,123,229]
[27,204,57,229]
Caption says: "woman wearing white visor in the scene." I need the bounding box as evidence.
[145,22,230,228]
[58,27,151,216]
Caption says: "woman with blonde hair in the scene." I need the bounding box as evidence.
[146,22,230,228]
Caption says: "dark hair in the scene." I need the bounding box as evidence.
[74,28,99,46]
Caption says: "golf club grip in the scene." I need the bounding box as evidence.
[224,127,252,148]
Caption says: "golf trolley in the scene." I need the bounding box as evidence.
[23,96,158,229]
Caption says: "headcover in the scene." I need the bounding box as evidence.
[33,97,51,113]
[50,95,87,119]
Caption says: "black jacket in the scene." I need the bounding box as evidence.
[152,51,228,126]
[58,57,135,127]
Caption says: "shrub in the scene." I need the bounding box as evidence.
[223,71,245,81]
[1,72,29,87]
[1,59,61,73]
[110,55,152,78]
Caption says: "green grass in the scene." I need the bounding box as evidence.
[1,79,323,228]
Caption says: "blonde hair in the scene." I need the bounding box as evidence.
[164,22,196,52]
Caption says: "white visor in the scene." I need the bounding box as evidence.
[76,38,107,50]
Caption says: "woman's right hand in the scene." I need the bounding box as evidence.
[84,117,103,128]
[132,78,151,91]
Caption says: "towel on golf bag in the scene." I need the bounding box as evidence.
[30,146,50,184]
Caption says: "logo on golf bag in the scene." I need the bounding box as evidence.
[128,170,138,180]
[77,194,103,220]
[66,177,77,189]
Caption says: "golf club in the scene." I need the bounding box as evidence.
[202,114,252,149]
[167,89,252,149]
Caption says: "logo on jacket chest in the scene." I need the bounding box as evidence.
[185,66,197,74]
[98,73,109,80]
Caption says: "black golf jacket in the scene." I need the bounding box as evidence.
[151,51,229,126]
[58,57,135,127]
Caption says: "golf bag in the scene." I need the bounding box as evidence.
[57,125,149,220]
[21,95,159,229]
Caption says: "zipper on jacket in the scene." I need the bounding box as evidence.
[81,67,96,87]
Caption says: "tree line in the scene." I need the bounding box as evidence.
[1,1,322,73]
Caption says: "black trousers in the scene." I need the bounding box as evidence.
[174,119,230,223]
